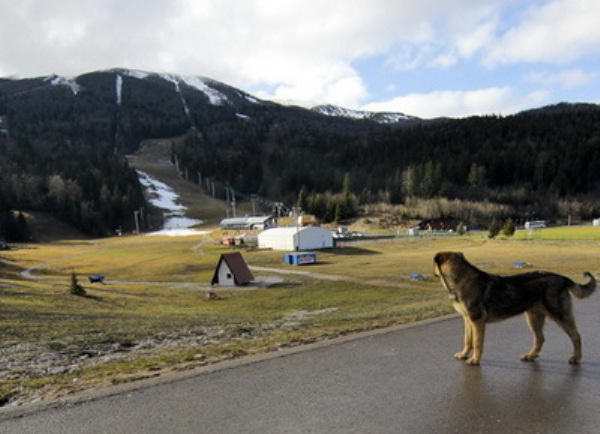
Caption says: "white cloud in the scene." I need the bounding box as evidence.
[0,0,175,76]
[525,69,598,89]
[454,18,498,60]
[362,87,549,118]
[0,0,597,117]
[484,0,600,66]
[256,68,368,109]
[0,0,509,76]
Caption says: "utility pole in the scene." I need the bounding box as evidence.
[134,210,140,234]
[230,187,236,217]
[251,194,257,216]
[139,207,145,230]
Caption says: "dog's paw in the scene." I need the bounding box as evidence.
[465,357,480,366]
[520,353,539,362]
[568,355,581,365]
[454,352,469,360]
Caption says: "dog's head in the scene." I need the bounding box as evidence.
[433,252,467,296]
[433,251,465,277]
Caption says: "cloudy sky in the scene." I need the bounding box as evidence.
[1,0,599,118]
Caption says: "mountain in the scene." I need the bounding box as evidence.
[2,69,600,240]
[311,104,419,124]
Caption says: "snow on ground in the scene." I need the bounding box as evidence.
[179,75,228,105]
[137,171,207,236]
[123,69,150,80]
[45,75,80,95]
[162,74,195,128]
[116,74,123,106]
[146,228,210,237]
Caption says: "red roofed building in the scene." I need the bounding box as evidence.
[211,252,254,286]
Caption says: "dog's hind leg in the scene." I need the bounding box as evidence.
[454,315,473,360]
[553,314,583,364]
[521,308,546,362]
[546,297,583,364]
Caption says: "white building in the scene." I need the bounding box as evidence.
[211,252,254,286]
[220,216,275,230]
[258,227,334,251]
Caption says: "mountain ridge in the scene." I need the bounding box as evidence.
[2,68,600,240]
[1,68,420,125]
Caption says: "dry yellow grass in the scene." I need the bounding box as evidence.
[2,227,600,405]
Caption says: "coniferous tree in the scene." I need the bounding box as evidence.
[403,165,418,198]
[488,219,501,239]
[296,185,308,212]
[69,272,86,296]
[501,218,516,237]
[389,168,403,205]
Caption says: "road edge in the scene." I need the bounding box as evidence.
[0,313,458,422]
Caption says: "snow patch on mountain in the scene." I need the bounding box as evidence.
[117,68,228,110]
[162,74,195,127]
[137,171,204,235]
[244,94,261,104]
[122,69,150,80]
[179,75,228,106]
[154,72,228,106]
[44,75,80,95]
[115,74,123,106]
[312,104,416,124]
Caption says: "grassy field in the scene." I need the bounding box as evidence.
[2,227,600,405]
[511,224,600,241]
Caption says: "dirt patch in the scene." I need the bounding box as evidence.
[282,308,340,326]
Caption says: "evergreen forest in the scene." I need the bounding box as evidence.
[1,69,600,240]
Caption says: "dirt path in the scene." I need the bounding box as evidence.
[19,242,106,281]
[249,265,413,289]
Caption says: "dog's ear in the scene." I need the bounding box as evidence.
[435,251,464,265]
[434,252,449,265]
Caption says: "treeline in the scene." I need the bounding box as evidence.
[0,210,30,242]
[174,102,600,224]
[0,74,150,239]
[0,135,145,238]
[2,69,600,239]
[295,174,358,223]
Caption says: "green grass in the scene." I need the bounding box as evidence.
[2,228,600,404]
[511,225,600,241]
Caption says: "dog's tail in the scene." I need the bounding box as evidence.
[570,272,596,299]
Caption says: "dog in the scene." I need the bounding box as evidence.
[433,251,596,366]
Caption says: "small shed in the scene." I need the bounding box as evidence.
[211,252,254,286]
[258,227,333,251]
[284,252,317,265]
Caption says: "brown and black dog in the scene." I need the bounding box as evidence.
[433,251,596,366]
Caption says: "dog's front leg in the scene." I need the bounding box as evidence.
[521,309,545,362]
[454,315,472,360]
[466,320,485,366]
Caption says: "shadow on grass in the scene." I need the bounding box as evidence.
[328,247,382,256]
[265,282,303,289]
[81,293,103,301]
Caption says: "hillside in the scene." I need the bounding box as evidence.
[2,69,600,240]
[126,138,232,228]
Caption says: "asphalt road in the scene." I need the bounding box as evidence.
[2,293,600,433]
